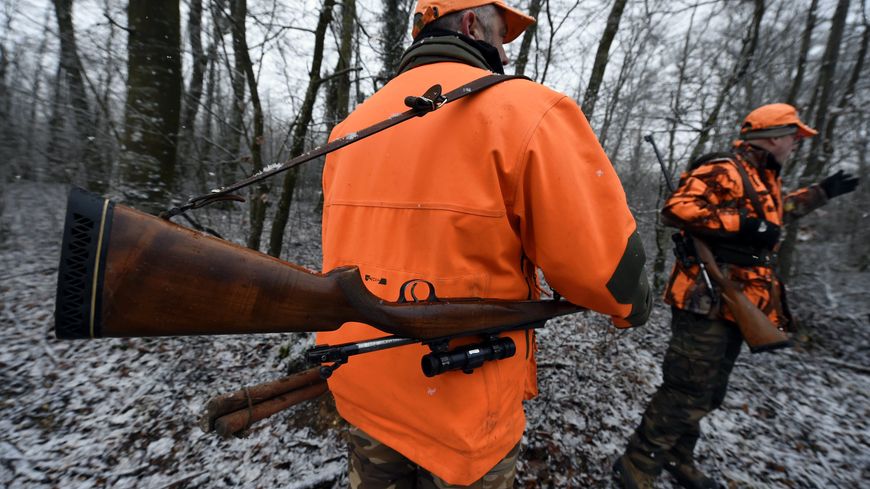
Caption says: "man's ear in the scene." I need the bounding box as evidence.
[460,11,481,40]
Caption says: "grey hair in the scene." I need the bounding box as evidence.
[415,4,500,38]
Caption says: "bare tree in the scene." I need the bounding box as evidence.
[22,13,53,174]
[513,0,542,77]
[651,2,700,292]
[780,0,854,280]
[325,0,357,130]
[539,0,580,84]
[268,0,336,258]
[120,0,183,212]
[377,0,413,85]
[801,0,853,181]
[598,9,658,151]
[201,3,224,177]
[0,43,11,173]
[51,0,109,190]
[581,0,627,119]
[228,0,269,250]
[688,0,765,162]
[785,0,819,106]
[177,0,208,168]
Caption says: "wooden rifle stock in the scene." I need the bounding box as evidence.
[54,188,582,340]
[691,238,792,353]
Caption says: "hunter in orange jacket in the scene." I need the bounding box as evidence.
[316,0,650,486]
[662,141,828,327]
[614,104,859,489]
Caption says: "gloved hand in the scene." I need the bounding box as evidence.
[819,170,859,199]
[738,216,781,249]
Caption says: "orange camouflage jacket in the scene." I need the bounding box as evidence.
[662,141,828,326]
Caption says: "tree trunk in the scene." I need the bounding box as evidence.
[317,0,357,214]
[228,0,268,250]
[801,0,853,181]
[785,0,819,106]
[377,0,413,85]
[581,0,627,119]
[177,0,207,169]
[599,20,652,150]
[513,0,542,77]
[201,7,222,175]
[121,0,182,213]
[267,0,336,258]
[325,0,356,130]
[224,0,247,184]
[52,0,107,190]
[0,44,11,171]
[780,0,853,281]
[689,0,765,162]
[820,10,867,162]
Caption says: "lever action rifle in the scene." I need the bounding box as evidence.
[644,135,791,353]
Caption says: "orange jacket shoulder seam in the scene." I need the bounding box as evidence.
[506,94,568,210]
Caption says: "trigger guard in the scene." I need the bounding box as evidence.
[397,279,439,303]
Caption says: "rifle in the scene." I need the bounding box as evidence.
[55,187,584,378]
[644,135,791,353]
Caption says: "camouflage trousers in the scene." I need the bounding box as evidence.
[626,307,743,474]
[348,426,520,489]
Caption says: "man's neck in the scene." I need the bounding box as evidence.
[404,27,505,74]
[741,142,782,173]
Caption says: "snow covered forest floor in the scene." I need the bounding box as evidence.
[1,182,868,488]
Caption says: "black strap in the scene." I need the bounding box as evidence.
[710,242,775,267]
[728,159,767,219]
[163,74,528,219]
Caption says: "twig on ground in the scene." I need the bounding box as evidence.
[812,358,870,376]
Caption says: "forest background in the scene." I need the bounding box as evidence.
[0,0,868,487]
[2,0,869,283]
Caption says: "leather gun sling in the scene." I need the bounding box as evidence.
[728,159,787,319]
[166,74,528,218]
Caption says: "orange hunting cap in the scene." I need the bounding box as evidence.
[739,103,818,140]
[412,0,536,43]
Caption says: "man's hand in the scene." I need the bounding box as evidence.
[738,216,781,249]
[820,170,859,199]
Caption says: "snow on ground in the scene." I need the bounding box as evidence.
[1,182,867,488]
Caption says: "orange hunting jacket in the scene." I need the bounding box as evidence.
[317,61,649,485]
[663,142,827,326]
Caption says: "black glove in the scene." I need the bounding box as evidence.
[738,216,781,249]
[819,170,859,199]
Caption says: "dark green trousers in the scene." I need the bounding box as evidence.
[348,426,520,489]
[627,307,743,473]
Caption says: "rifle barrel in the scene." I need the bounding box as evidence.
[644,134,675,193]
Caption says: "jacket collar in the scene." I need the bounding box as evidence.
[736,141,782,175]
[397,28,504,76]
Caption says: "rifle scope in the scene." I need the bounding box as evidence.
[421,336,516,377]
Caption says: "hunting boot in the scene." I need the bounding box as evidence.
[612,452,659,489]
[662,453,720,489]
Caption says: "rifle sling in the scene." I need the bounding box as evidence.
[726,159,786,320]
[728,158,767,219]
[164,74,529,219]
